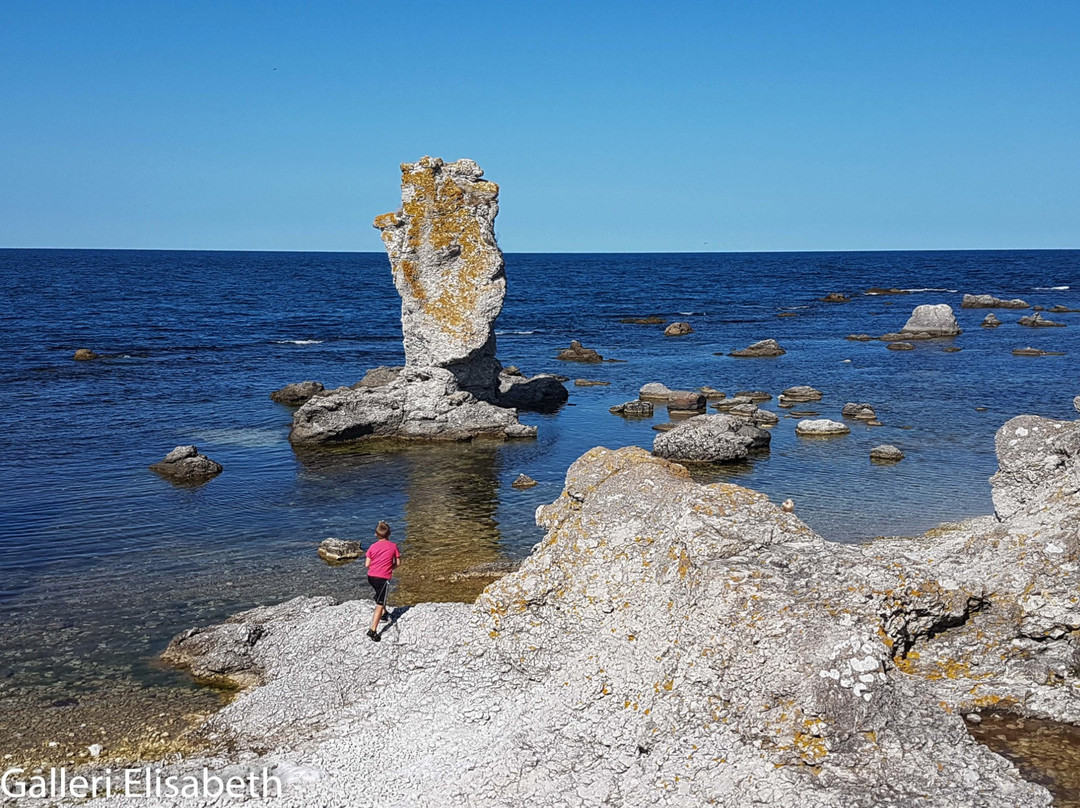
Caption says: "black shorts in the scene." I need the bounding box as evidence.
[368,575,390,606]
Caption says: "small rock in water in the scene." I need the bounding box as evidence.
[638,382,673,401]
[573,378,610,387]
[842,403,877,421]
[870,444,904,462]
[610,400,654,417]
[900,303,961,336]
[820,292,850,303]
[270,380,325,405]
[511,474,538,489]
[73,348,99,361]
[780,386,823,403]
[846,334,874,341]
[795,419,850,437]
[557,340,603,362]
[619,315,665,325]
[698,386,726,401]
[663,321,693,336]
[981,313,1002,328]
[318,538,364,562]
[666,391,707,412]
[943,346,962,353]
[887,342,916,351]
[728,338,785,358]
[865,287,910,295]
[150,445,223,484]
[712,395,753,412]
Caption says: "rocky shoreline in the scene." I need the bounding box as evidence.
[39,411,1079,807]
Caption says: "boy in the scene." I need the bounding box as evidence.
[365,521,400,642]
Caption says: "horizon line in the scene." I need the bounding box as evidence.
[2,246,1079,255]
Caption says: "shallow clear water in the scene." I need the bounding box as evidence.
[1,248,1078,715]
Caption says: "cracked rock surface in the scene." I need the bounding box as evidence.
[105,414,1080,806]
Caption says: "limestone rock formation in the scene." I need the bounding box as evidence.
[901,303,961,336]
[1012,347,1066,356]
[160,418,1080,806]
[270,381,325,406]
[289,158,562,444]
[652,413,769,462]
[149,445,223,484]
[373,156,504,394]
[982,313,1002,328]
[665,391,706,412]
[735,390,772,402]
[888,342,915,351]
[698,386,726,400]
[962,294,1029,309]
[511,473,538,489]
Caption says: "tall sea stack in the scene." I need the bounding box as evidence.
[289,157,563,444]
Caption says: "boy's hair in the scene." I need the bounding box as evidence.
[375,521,391,539]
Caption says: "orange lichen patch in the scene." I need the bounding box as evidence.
[374,158,502,347]
[793,732,828,762]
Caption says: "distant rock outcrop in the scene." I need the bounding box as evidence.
[556,340,603,363]
[290,158,563,444]
[73,348,99,361]
[728,338,785,358]
[962,294,1029,309]
[663,321,693,336]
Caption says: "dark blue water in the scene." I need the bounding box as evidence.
[1,248,1078,703]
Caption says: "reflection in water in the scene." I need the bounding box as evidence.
[293,439,507,605]
[968,711,1080,807]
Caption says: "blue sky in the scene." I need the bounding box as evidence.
[2,1,1078,251]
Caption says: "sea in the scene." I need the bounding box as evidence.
[1,248,1078,756]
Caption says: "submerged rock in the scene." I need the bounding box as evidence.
[962,294,1030,309]
[865,287,910,295]
[795,419,851,436]
[652,413,769,462]
[901,303,961,337]
[728,338,785,358]
[149,445,222,483]
[556,340,603,363]
[317,538,364,562]
[73,348,99,361]
[821,292,850,302]
[270,380,325,405]
[1012,347,1065,356]
[712,395,753,412]
[289,159,540,444]
[887,342,916,351]
[573,378,610,387]
[698,386,726,401]
[619,315,665,325]
[663,321,693,336]
[163,423,1080,805]
[846,334,875,341]
[734,390,771,402]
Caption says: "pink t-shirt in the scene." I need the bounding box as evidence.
[366,539,400,579]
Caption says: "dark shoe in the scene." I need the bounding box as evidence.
[367,628,380,642]
[380,611,391,622]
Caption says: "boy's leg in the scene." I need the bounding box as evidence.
[369,604,384,633]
